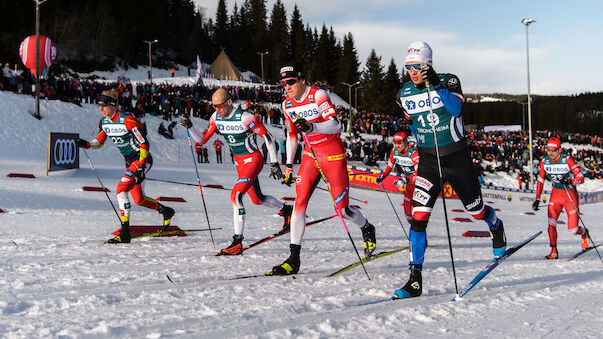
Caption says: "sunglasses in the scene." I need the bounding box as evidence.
[212,99,229,110]
[281,78,298,86]
[546,148,560,152]
[404,63,421,72]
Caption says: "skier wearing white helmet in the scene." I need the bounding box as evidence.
[393,41,507,299]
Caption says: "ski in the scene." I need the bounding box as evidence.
[568,245,601,261]
[452,231,542,301]
[132,228,222,239]
[103,228,221,243]
[230,272,305,280]
[230,273,271,280]
[216,214,337,256]
[354,297,399,307]
[328,247,409,277]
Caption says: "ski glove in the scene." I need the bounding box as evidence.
[270,162,283,180]
[376,174,385,185]
[180,115,193,128]
[420,64,440,88]
[134,163,146,184]
[282,164,295,186]
[532,200,540,211]
[293,118,313,133]
[394,177,406,188]
[558,177,572,185]
[76,138,90,149]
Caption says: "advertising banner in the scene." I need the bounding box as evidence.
[47,132,79,174]
[347,166,459,199]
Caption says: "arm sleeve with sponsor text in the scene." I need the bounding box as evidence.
[309,89,341,135]
[567,156,585,185]
[125,115,150,165]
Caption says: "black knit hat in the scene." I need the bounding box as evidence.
[280,61,304,80]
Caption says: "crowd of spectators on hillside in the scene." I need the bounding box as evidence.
[466,129,602,184]
[342,128,602,187]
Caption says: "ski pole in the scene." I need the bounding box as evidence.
[294,116,371,281]
[424,73,459,296]
[146,177,227,190]
[381,183,409,241]
[82,149,121,222]
[184,124,216,250]
[317,186,367,204]
[563,187,602,262]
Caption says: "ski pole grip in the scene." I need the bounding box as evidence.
[420,62,430,87]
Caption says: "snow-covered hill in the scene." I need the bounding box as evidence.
[0,91,601,338]
[78,63,352,108]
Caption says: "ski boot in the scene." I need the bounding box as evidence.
[490,220,507,258]
[361,223,376,257]
[545,245,558,260]
[393,264,422,299]
[158,205,175,232]
[279,204,292,234]
[219,235,244,255]
[270,244,300,275]
[581,228,590,250]
[107,221,131,244]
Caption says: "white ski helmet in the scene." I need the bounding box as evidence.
[405,41,432,66]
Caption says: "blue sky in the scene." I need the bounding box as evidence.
[193,0,603,95]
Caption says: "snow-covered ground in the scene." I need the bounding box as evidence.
[1,91,602,338]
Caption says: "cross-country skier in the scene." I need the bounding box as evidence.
[76,89,175,243]
[376,131,419,223]
[180,88,291,255]
[271,61,377,275]
[532,136,588,259]
[393,41,507,298]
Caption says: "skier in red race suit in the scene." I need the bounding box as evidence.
[270,61,377,275]
[376,131,419,222]
[532,136,588,259]
[76,89,175,243]
[180,88,291,255]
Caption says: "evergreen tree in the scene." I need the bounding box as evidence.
[214,0,229,50]
[313,24,332,82]
[245,0,268,74]
[231,1,253,70]
[327,26,340,86]
[267,0,288,82]
[335,32,360,103]
[289,6,307,67]
[304,24,317,80]
[360,49,387,113]
[227,3,242,62]
[383,58,402,115]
